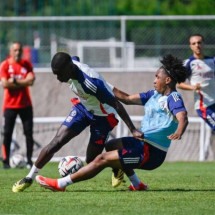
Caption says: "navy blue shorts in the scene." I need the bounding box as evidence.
[196,103,215,131]
[118,137,166,170]
[62,103,118,146]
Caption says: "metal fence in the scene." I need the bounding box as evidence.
[1,15,215,71]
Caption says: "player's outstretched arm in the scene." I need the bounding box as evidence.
[107,97,144,140]
[113,87,143,105]
[177,82,201,91]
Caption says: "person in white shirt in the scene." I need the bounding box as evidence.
[177,34,215,158]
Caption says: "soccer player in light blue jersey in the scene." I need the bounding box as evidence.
[12,52,143,192]
[34,54,189,192]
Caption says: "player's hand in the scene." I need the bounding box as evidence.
[193,83,201,92]
[167,133,181,140]
[132,129,144,141]
[8,78,14,83]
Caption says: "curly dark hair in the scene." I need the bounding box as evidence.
[160,54,187,83]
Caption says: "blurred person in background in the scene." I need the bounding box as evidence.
[0,41,35,169]
[177,34,215,159]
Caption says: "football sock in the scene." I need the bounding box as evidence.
[129,173,141,188]
[26,165,40,179]
[57,175,73,188]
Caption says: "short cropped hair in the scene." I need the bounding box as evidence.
[9,41,23,50]
[189,34,204,42]
[51,52,72,72]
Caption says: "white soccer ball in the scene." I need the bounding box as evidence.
[58,156,84,177]
[10,154,26,168]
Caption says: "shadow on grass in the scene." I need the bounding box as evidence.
[36,188,215,193]
[149,188,215,192]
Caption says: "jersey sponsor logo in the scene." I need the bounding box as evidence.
[84,79,97,93]
[195,72,214,79]
[194,62,203,70]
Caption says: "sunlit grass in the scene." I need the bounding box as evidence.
[0,162,215,215]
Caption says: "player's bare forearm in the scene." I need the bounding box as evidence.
[113,87,142,105]
[1,74,35,89]
[115,100,136,131]
[15,78,35,86]
[15,73,35,87]
[168,111,188,140]
[177,82,201,91]
[113,100,144,139]
[113,87,130,104]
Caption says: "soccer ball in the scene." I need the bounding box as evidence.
[58,156,84,177]
[10,154,26,168]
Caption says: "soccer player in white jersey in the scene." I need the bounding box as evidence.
[12,52,143,192]
[177,34,215,159]
[34,54,189,192]
[178,34,215,131]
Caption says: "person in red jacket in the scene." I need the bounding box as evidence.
[0,41,35,169]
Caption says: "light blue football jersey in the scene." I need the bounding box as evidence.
[140,90,186,151]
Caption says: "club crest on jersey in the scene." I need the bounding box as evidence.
[158,96,168,111]
[193,62,203,70]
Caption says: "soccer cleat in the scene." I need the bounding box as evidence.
[35,175,65,192]
[128,182,148,191]
[112,169,124,187]
[12,177,33,192]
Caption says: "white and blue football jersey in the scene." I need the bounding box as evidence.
[184,56,215,109]
[140,90,186,151]
[68,58,116,117]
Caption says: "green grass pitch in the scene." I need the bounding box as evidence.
[0,162,215,215]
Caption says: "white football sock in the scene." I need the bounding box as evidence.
[26,165,40,179]
[57,175,73,188]
[129,173,141,187]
